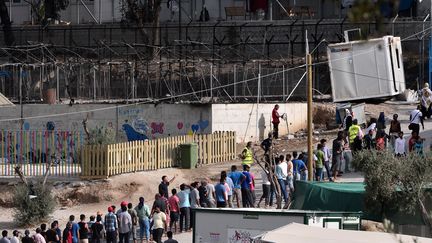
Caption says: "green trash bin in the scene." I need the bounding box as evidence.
[179,143,198,169]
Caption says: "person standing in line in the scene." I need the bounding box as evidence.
[215,177,228,208]
[0,231,10,243]
[375,131,386,151]
[163,231,178,243]
[151,206,166,243]
[272,105,282,139]
[332,131,344,182]
[228,165,245,208]
[198,181,209,207]
[46,223,59,243]
[292,153,306,181]
[68,216,80,243]
[286,154,294,201]
[348,119,363,152]
[389,114,401,148]
[409,105,424,135]
[241,165,255,208]
[117,202,132,243]
[22,230,34,243]
[260,133,273,154]
[90,216,103,243]
[190,182,200,210]
[86,216,95,243]
[40,224,48,240]
[315,144,325,181]
[78,215,89,243]
[135,197,150,242]
[10,231,19,243]
[320,139,333,182]
[53,221,61,243]
[159,175,177,199]
[104,207,118,243]
[241,142,254,171]
[221,171,234,208]
[342,109,353,132]
[62,223,73,243]
[34,228,46,243]
[257,162,271,208]
[152,194,166,213]
[127,203,138,243]
[275,155,288,204]
[249,169,256,204]
[168,189,180,233]
[205,179,216,208]
[190,182,200,229]
[177,184,191,232]
[420,82,432,119]
[394,131,406,156]
[364,129,375,150]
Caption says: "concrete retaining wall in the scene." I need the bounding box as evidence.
[0,102,306,143]
[211,103,307,143]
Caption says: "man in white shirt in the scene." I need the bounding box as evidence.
[394,132,406,156]
[9,231,19,243]
[118,201,132,243]
[276,155,288,204]
[409,105,424,135]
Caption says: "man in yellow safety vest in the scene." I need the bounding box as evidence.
[241,142,253,170]
[348,119,363,151]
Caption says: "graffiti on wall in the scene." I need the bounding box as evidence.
[151,122,164,134]
[118,106,210,141]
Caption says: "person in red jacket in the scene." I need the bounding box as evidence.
[272,105,281,139]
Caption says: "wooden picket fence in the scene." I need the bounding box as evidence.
[81,131,236,179]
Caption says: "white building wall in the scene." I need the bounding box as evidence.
[211,103,307,143]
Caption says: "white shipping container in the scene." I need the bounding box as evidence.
[327,36,406,102]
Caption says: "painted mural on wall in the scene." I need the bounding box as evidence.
[118,106,210,142]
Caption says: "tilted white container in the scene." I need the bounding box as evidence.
[327,36,406,102]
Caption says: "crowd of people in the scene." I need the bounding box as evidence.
[0,197,180,243]
[343,104,426,156]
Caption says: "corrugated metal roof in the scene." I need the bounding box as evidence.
[0,92,14,107]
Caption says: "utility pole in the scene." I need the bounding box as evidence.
[430,0,432,87]
[306,30,314,181]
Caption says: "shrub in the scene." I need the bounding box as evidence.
[88,126,116,145]
[12,181,55,226]
[352,150,432,231]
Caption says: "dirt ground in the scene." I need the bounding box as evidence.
[0,102,397,233]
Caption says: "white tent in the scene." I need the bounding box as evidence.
[254,223,432,243]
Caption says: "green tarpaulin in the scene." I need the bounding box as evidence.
[291,181,428,225]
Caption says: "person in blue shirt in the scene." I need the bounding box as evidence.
[68,215,80,243]
[228,165,245,208]
[293,152,308,181]
[177,184,191,232]
[241,165,255,208]
[215,178,228,208]
[221,171,234,208]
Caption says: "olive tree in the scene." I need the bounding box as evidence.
[352,150,432,233]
